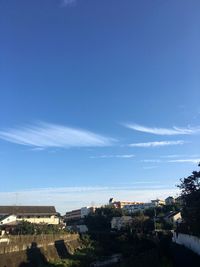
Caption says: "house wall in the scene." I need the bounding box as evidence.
[172,232,200,256]
[0,215,17,225]
[171,213,181,223]
[17,215,59,225]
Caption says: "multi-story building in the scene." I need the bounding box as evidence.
[0,206,59,225]
[65,209,82,221]
[109,198,144,209]
[65,206,96,222]
[123,202,155,213]
[109,197,165,213]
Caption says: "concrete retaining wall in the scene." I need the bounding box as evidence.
[0,234,80,267]
[172,232,200,256]
[0,233,79,254]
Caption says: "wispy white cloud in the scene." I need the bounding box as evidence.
[141,159,161,163]
[0,185,178,214]
[90,154,135,159]
[0,122,115,149]
[124,123,200,135]
[168,159,200,164]
[129,140,185,148]
[62,0,77,6]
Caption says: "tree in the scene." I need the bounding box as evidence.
[84,206,124,232]
[14,221,35,235]
[131,214,153,234]
[178,163,200,235]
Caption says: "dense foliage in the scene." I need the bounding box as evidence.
[84,206,124,232]
[12,221,66,235]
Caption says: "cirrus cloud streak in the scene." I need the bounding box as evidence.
[129,140,185,147]
[90,154,135,159]
[125,123,200,135]
[0,122,115,149]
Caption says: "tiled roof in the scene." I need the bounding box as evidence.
[0,206,56,215]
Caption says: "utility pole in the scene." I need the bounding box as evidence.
[154,207,157,232]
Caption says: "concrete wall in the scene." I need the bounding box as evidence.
[172,232,200,256]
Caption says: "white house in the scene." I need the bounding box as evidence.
[164,211,182,225]
[111,216,132,230]
[0,215,17,226]
[151,199,165,207]
[0,206,59,225]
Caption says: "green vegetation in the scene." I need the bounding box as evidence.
[84,205,125,232]
[12,221,67,235]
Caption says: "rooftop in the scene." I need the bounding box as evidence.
[0,206,57,215]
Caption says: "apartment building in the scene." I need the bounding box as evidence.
[109,198,144,209]
[65,206,96,222]
[123,202,155,213]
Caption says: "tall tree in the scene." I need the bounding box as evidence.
[178,163,200,235]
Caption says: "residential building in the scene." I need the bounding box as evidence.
[111,216,133,230]
[109,198,144,209]
[0,215,17,226]
[151,199,165,207]
[109,197,165,213]
[164,211,182,225]
[65,209,81,221]
[0,206,59,225]
[65,206,96,222]
[123,202,155,213]
[81,206,96,218]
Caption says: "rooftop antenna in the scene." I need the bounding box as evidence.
[15,192,19,206]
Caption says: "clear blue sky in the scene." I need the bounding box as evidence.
[0,0,200,213]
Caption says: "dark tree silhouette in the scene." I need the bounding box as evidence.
[178,163,200,235]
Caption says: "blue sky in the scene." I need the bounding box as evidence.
[0,0,200,213]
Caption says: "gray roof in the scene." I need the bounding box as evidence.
[0,206,56,215]
[165,211,180,218]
